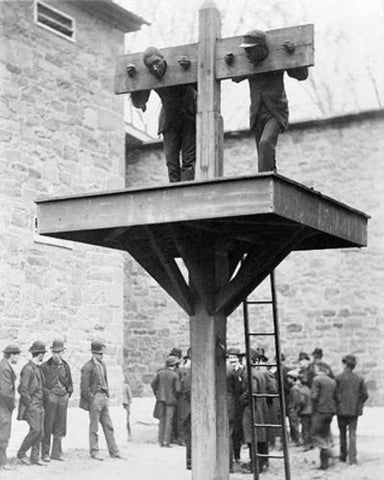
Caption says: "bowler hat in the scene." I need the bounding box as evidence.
[3,344,21,355]
[51,339,65,352]
[250,347,268,363]
[166,355,180,367]
[169,347,182,359]
[240,29,267,48]
[298,351,310,361]
[312,348,323,357]
[91,341,105,353]
[342,354,357,367]
[227,347,241,357]
[29,340,46,354]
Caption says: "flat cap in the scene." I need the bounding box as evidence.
[240,29,267,48]
[91,341,105,353]
[342,354,357,367]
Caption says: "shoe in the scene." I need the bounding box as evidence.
[0,464,15,471]
[30,460,46,466]
[42,456,51,462]
[163,444,172,448]
[51,456,64,461]
[17,456,30,466]
[110,453,125,459]
[91,455,104,461]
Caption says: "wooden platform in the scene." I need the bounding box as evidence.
[36,174,368,317]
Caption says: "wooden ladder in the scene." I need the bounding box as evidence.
[242,270,291,480]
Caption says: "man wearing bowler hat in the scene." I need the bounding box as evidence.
[17,340,46,466]
[232,29,308,172]
[151,355,181,447]
[41,339,73,462]
[335,354,368,465]
[80,341,121,461]
[0,344,21,469]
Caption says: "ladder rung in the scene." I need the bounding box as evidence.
[254,423,282,428]
[256,453,285,459]
[246,300,272,305]
[253,393,279,398]
[248,332,275,336]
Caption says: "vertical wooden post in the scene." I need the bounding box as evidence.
[190,244,230,480]
[196,0,224,180]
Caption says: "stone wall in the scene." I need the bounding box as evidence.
[0,1,127,404]
[125,111,384,405]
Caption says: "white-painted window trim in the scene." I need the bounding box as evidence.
[33,216,74,250]
[34,0,76,43]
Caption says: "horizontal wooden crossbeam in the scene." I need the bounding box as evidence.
[115,25,314,94]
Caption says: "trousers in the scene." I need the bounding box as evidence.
[252,106,282,172]
[157,403,176,446]
[300,414,312,447]
[42,392,69,458]
[18,404,44,462]
[337,415,358,464]
[162,122,196,183]
[0,405,12,466]
[89,392,119,457]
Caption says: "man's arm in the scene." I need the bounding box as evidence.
[0,366,15,410]
[131,90,151,112]
[286,67,309,81]
[18,366,33,407]
[80,364,93,403]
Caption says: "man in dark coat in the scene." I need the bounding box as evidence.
[241,348,276,474]
[0,344,21,469]
[234,30,308,172]
[179,349,192,469]
[311,362,337,470]
[308,347,334,387]
[226,348,245,465]
[336,354,368,465]
[17,340,46,466]
[80,341,121,461]
[129,47,197,183]
[41,339,73,462]
[151,355,181,447]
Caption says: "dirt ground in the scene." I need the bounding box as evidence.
[3,399,383,480]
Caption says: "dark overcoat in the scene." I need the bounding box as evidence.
[17,360,44,421]
[336,370,368,417]
[79,358,109,411]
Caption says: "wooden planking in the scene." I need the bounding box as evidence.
[36,175,367,248]
[114,25,314,94]
[272,178,368,246]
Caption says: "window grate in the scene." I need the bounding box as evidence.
[34,1,75,41]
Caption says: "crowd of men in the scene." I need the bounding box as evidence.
[150,345,369,474]
[0,339,127,471]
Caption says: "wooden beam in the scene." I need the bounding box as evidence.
[125,236,194,315]
[216,228,309,317]
[114,25,314,94]
[196,0,223,180]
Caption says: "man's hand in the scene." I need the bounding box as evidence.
[224,53,235,65]
[178,56,191,70]
[126,63,137,77]
[283,40,295,54]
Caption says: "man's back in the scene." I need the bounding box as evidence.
[152,367,180,405]
[312,373,337,414]
[336,370,368,416]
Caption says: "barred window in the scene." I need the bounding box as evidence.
[34,1,75,41]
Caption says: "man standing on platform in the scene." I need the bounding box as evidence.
[41,339,73,462]
[80,341,121,461]
[233,29,308,172]
[17,341,46,466]
[151,355,181,447]
[336,354,368,465]
[311,362,337,470]
[129,47,197,183]
[0,344,21,470]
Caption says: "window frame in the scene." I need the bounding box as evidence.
[34,0,76,43]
